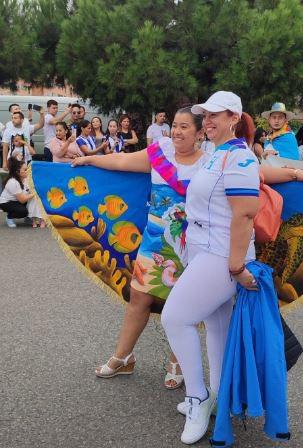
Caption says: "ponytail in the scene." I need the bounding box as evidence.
[235,112,255,147]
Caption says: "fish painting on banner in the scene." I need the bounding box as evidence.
[30,162,150,302]
[30,160,303,315]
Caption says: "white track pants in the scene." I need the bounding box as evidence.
[162,245,236,400]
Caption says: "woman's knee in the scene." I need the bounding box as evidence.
[129,288,154,312]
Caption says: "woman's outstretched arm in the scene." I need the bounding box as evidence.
[72,148,151,173]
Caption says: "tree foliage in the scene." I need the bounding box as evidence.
[1,0,303,119]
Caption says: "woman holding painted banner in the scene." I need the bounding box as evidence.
[72,106,205,388]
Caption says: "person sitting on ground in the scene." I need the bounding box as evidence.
[90,117,105,148]
[2,109,45,170]
[76,120,108,156]
[146,109,171,145]
[43,99,72,162]
[0,158,45,228]
[105,119,125,153]
[261,102,300,160]
[118,114,138,153]
[252,127,267,160]
[49,122,83,163]
[9,134,35,165]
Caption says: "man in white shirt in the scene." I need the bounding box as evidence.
[5,103,33,130]
[146,109,171,145]
[2,109,45,170]
[43,99,72,161]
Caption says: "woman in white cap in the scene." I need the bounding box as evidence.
[162,91,260,444]
[261,102,300,160]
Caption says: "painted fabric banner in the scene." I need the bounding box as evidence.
[31,161,303,314]
[31,161,151,303]
[257,181,303,313]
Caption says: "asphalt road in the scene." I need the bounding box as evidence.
[0,213,302,448]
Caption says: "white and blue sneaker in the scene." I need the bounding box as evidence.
[6,217,17,228]
[180,388,217,445]
[178,388,217,416]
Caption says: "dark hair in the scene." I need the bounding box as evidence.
[47,99,58,108]
[106,119,119,136]
[9,103,19,112]
[77,119,91,137]
[228,111,255,147]
[155,109,166,115]
[80,105,86,112]
[175,106,203,132]
[3,157,26,190]
[12,111,24,120]
[56,121,71,139]
[90,116,103,136]
[71,103,80,109]
[118,114,132,132]
[296,126,303,146]
[254,127,267,145]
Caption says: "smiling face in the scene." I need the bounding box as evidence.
[171,112,202,154]
[202,110,239,146]
[55,124,68,140]
[268,112,287,131]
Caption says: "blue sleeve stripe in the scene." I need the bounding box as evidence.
[225,188,259,197]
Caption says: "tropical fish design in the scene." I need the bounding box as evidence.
[108,221,142,253]
[47,187,67,209]
[98,195,128,220]
[72,206,94,227]
[68,176,89,196]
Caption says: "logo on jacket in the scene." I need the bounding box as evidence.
[238,159,255,168]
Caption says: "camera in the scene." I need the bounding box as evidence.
[33,104,42,112]
[28,104,32,110]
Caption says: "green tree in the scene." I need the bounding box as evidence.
[57,0,197,122]
[214,0,303,113]
[24,0,72,87]
[0,0,41,89]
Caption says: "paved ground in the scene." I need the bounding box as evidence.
[0,212,302,448]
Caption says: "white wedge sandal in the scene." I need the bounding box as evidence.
[95,353,136,378]
[164,361,184,390]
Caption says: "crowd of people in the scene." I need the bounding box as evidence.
[0,92,303,444]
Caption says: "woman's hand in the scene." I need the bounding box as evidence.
[71,157,86,167]
[68,135,76,143]
[232,268,258,291]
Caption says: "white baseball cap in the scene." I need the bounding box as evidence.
[191,91,242,117]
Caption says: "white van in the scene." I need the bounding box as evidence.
[0,95,108,153]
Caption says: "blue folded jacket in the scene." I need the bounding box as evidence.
[210,261,290,447]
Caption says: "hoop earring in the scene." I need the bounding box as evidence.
[229,124,235,135]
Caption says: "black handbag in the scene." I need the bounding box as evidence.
[281,315,303,371]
